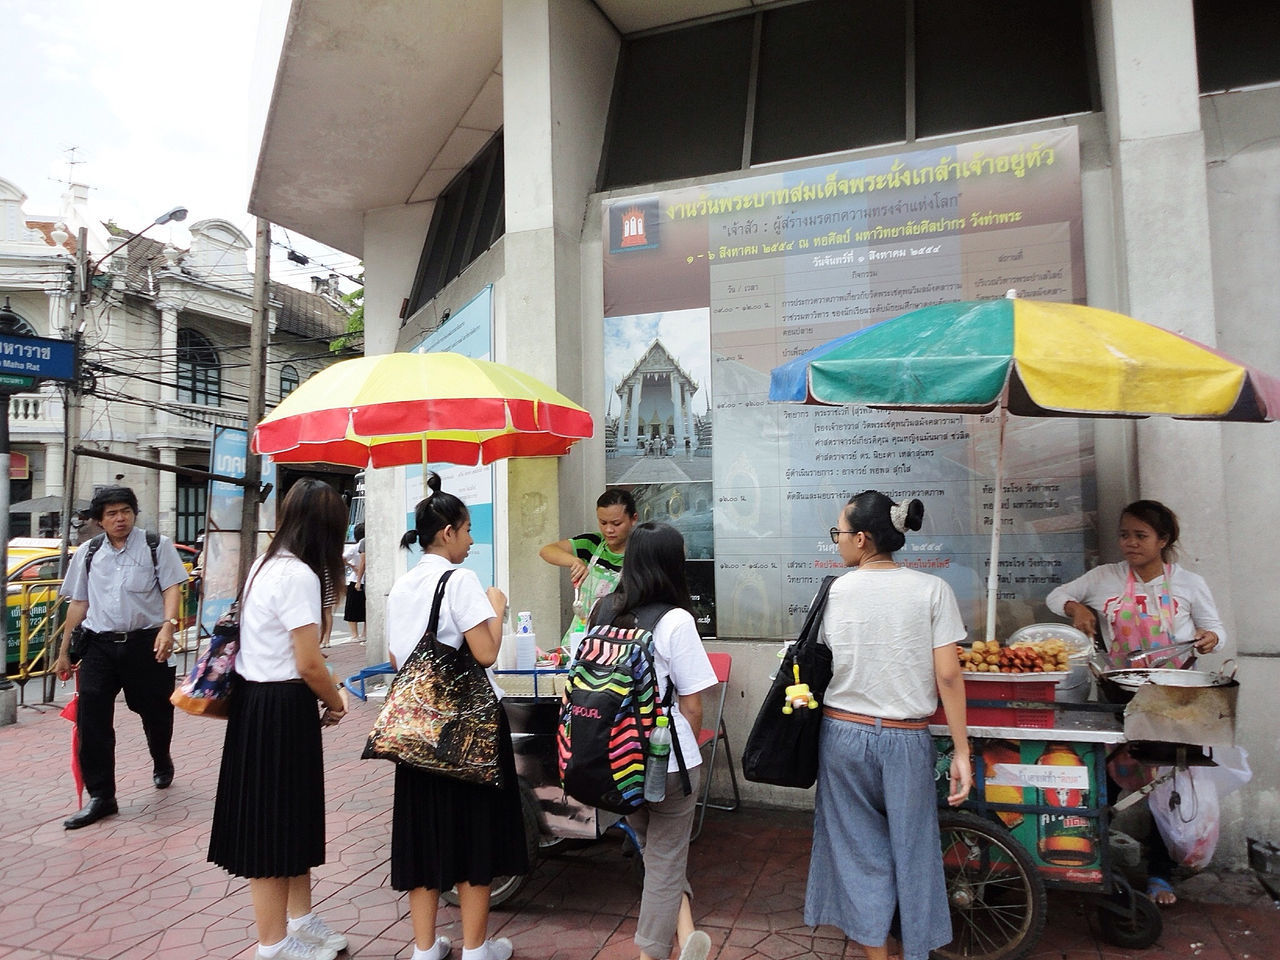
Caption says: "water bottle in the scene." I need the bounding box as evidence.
[515,611,536,670]
[643,715,672,803]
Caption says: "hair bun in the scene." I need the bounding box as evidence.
[905,498,925,531]
[425,471,442,496]
[890,498,926,533]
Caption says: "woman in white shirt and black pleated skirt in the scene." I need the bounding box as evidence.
[385,473,525,960]
[208,478,351,960]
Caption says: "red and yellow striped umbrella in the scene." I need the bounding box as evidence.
[253,352,593,468]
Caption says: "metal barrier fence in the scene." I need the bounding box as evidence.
[3,578,199,704]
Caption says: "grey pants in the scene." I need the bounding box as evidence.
[628,765,702,959]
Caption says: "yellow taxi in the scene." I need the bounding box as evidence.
[5,537,199,675]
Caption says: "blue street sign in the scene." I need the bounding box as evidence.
[0,333,76,382]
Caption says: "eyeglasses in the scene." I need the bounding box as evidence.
[829,528,857,544]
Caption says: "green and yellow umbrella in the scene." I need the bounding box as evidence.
[253,352,593,468]
[771,296,1280,640]
[771,297,1280,420]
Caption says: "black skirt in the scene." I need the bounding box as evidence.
[390,708,529,891]
[208,678,325,878]
[343,583,366,623]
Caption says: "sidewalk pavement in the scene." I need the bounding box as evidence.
[2,639,1276,960]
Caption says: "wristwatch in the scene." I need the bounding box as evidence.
[165,618,180,628]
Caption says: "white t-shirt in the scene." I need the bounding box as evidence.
[1045,561,1227,652]
[646,607,718,773]
[819,567,967,720]
[342,542,361,585]
[386,554,499,688]
[238,553,322,682]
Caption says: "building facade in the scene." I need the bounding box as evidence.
[0,177,351,544]
[249,0,1280,861]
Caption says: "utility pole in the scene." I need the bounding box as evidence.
[238,218,270,589]
[57,226,89,576]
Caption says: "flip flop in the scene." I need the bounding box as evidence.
[1147,876,1177,907]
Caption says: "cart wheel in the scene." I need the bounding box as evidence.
[1097,879,1163,949]
[441,782,541,908]
[931,810,1047,960]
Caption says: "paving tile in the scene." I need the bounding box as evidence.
[2,638,1275,959]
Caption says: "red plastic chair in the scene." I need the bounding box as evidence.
[692,651,741,841]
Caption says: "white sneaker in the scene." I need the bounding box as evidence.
[288,912,348,953]
[255,934,338,960]
[414,936,452,960]
[679,930,711,960]
[465,937,512,960]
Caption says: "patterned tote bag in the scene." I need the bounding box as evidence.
[361,570,504,787]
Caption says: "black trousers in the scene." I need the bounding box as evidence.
[77,631,176,799]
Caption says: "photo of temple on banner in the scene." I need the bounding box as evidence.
[603,309,712,485]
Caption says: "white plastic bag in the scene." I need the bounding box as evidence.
[1149,765,1220,870]
[1200,745,1252,798]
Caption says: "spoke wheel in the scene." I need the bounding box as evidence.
[931,811,1047,960]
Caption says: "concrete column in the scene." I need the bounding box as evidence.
[361,202,436,665]
[502,0,619,636]
[157,446,177,537]
[1093,0,1232,628]
[156,301,179,427]
[45,444,63,499]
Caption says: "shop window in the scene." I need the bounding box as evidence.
[280,363,299,402]
[1195,0,1280,92]
[177,328,221,406]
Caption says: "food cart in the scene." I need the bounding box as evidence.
[454,667,633,906]
[928,655,1239,960]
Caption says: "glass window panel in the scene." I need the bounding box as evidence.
[915,1,1094,138]
[752,0,906,164]
[603,16,755,188]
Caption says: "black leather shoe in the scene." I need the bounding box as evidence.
[63,796,119,830]
[153,763,174,789]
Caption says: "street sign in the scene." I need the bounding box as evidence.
[0,374,34,390]
[0,333,76,382]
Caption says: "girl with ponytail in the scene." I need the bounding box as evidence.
[385,473,525,960]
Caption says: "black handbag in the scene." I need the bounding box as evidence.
[66,625,85,665]
[741,575,837,788]
[361,571,505,787]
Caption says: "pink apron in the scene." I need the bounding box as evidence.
[1106,565,1187,670]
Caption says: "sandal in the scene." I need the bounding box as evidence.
[1147,875,1177,907]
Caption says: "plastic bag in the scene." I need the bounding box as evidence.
[1199,745,1252,798]
[1149,765,1220,870]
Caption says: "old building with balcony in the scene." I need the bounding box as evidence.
[0,176,353,544]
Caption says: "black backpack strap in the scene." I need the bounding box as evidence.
[84,530,163,588]
[146,530,161,589]
[82,533,107,577]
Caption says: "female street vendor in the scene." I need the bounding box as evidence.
[1045,498,1227,907]
[539,489,638,650]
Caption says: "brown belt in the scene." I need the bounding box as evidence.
[823,706,930,730]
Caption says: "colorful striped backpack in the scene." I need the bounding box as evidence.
[556,600,689,814]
